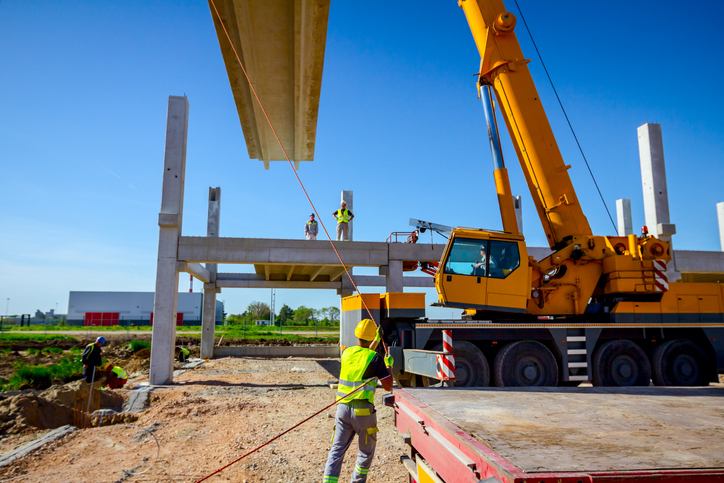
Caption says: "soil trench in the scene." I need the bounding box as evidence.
[0,356,409,483]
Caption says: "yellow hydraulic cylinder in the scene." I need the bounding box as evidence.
[494,167,519,234]
[459,0,593,250]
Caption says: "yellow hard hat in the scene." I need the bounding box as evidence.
[103,362,113,371]
[354,319,377,341]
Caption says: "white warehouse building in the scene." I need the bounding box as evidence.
[67,292,223,327]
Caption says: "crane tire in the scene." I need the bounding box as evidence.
[493,340,558,387]
[426,341,489,387]
[592,340,651,386]
[652,339,709,386]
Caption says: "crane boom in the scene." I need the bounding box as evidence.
[459,0,591,250]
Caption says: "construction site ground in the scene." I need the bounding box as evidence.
[0,349,409,483]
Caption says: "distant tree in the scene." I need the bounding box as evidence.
[326,306,340,323]
[277,304,294,323]
[293,306,314,325]
[247,301,271,322]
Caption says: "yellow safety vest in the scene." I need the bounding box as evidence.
[336,346,377,404]
[111,366,128,380]
[336,209,350,224]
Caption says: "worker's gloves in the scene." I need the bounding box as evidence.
[374,328,382,343]
[384,354,394,368]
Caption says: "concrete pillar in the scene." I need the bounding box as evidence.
[341,190,353,241]
[150,96,189,385]
[380,260,403,293]
[718,202,724,252]
[638,123,679,281]
[513,195,523,234]
[200,187,221,360]
[616,198,633,236]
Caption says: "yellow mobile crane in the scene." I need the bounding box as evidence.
[342,0,724,387]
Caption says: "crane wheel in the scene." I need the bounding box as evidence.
[592,340,651,386]
[493,340,558,387]
[426,341,489,387]
[652,339,709,386]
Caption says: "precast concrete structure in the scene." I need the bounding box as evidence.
[718,201,724,252]
[513,195,523,234]
[209,0,330,169]
[616,198,633,236]
[638,123,679,282]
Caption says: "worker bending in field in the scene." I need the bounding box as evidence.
[323,319,393,483]
[176,346,190,362]
[102,362,128,389]
[81,336,106,384]
[333,201,354,241]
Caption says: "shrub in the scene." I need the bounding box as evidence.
[26,348,40,356]
[129,340,151,353]
[42,347,64,354]
[1,355,84,391]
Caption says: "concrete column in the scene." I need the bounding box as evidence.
[380,260,403,293]
[341,190,353,241]
[201,187,221,360]
[150,96,189,385]
[616,198,633,236]
[513,195,523,234]
[638,123,679,281]
[718,202,724,252]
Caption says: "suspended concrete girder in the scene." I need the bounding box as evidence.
[209,0,330,169]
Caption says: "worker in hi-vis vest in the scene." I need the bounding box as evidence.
[102,363,128,389]
[332,201,354,241]
[323,319,393,483]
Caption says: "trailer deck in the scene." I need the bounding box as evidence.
[394,386,724,482]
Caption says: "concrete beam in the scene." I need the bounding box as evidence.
[718,202,724,252]
[201,187,221,360]
[209,0,330,168]
[674,250,724,273]
[638,123,679,282]
[178,262,211,284]
[616,198,633,236]
[150,96,189,386]
[385,260,404,293]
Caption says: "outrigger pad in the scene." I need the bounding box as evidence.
[382,393,395,408]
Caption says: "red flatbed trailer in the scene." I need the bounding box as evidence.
[392,386,724,483]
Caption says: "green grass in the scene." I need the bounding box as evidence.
[1,355,84,391]
[69,347,82,355]
[42,347,64,354]
[26,348,40,355]
[0,333,77,342]
[128,340,151,352]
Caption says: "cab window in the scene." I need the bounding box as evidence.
[443,238,489,277]
[488,240,520,279]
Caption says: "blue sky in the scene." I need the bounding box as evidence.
[1,1,723,318]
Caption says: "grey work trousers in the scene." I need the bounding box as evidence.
[336,222,349,241]
[323,400,377,483]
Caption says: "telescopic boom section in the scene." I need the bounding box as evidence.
[459,0,592,250]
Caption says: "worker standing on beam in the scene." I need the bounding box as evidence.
[305,213,319,240]
[333,201,354,241]
[323,319,393,483]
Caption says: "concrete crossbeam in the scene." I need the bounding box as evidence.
[150,96,189,386]
[178,236,442,265]
[178,262,211,283]
[674,250,724,273]
[209,0,330,168]
[214,273,434,289]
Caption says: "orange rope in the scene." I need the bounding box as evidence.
[207,0,386,349]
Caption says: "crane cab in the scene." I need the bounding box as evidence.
[435,228,530,314]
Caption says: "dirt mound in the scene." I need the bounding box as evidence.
[0,393,75,435]
[41,380,124,412]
